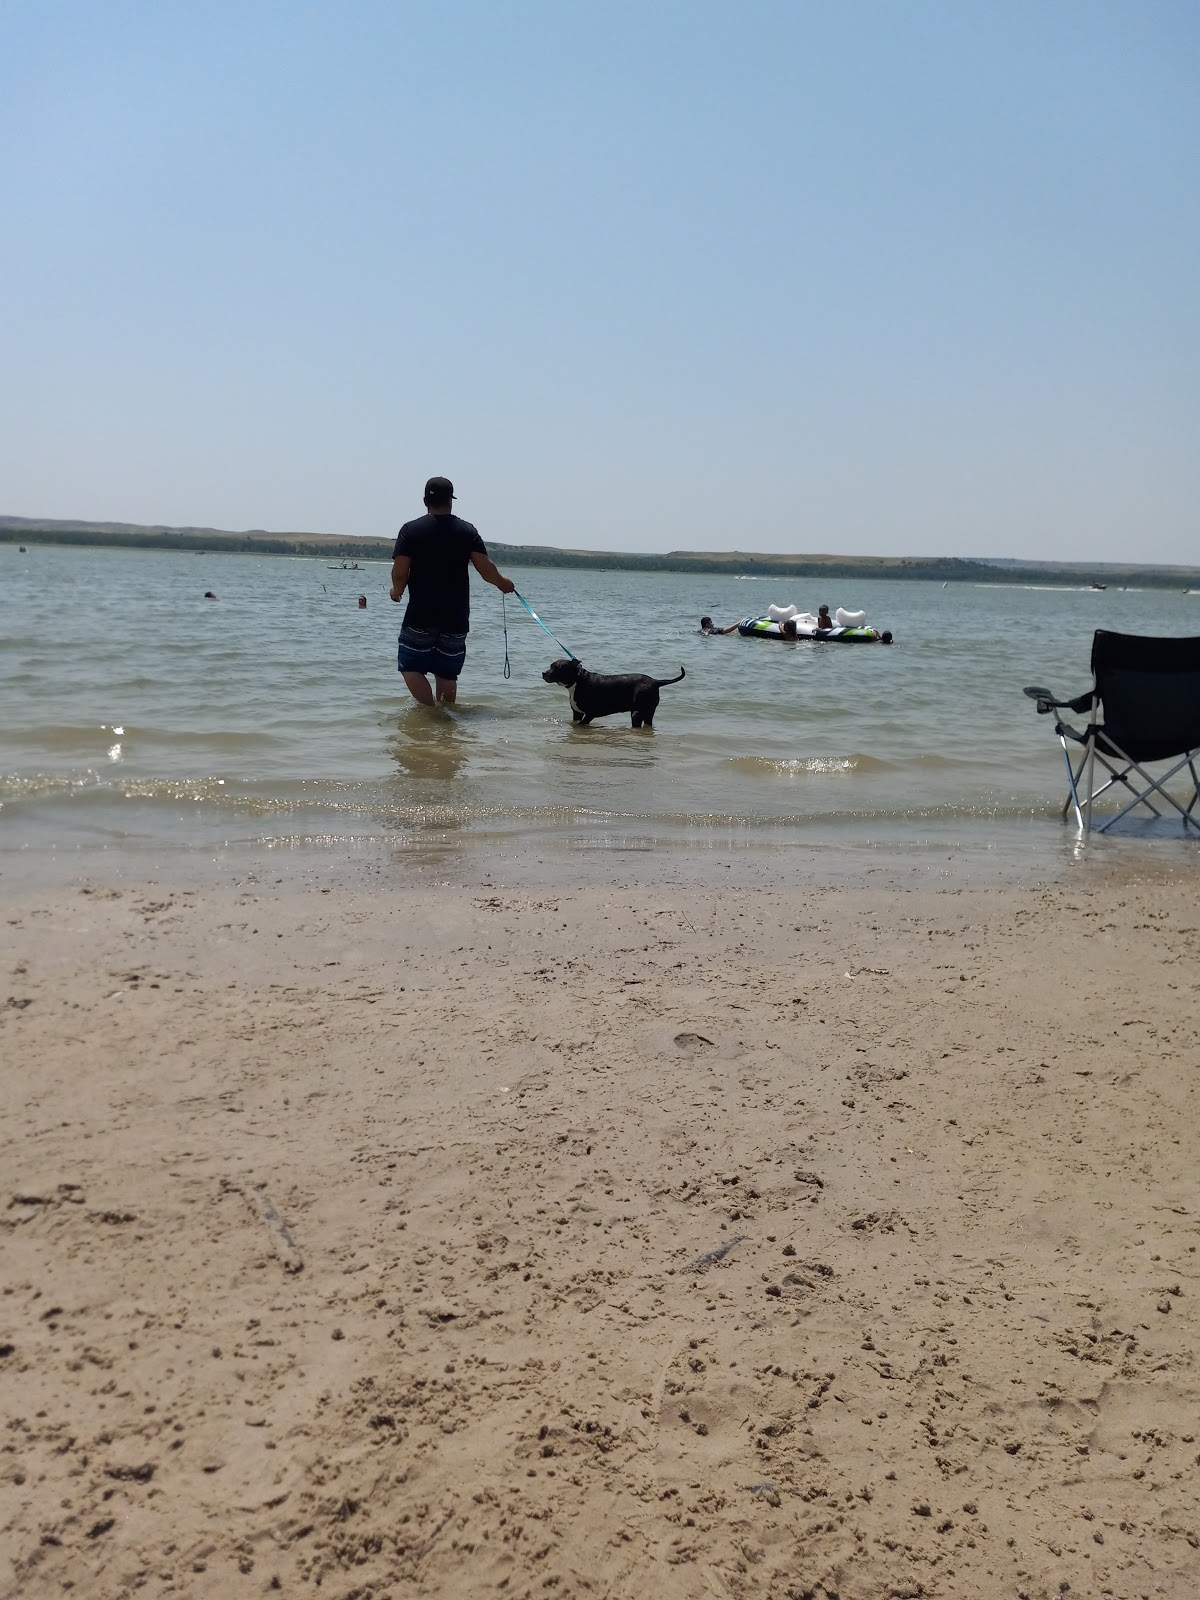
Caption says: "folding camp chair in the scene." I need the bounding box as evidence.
[1024,630,1200,836]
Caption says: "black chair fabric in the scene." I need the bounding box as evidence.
[1090,630,1200,764]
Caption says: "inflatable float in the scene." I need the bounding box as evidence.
[738,611,892,644]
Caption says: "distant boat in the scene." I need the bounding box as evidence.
[328,560,362,570]
[1088,582,1107,591]
[18,545,26,552]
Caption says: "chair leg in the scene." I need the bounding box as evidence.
[1081,745,1164,825]
[1061,739,1086,829]
[1095,749,1200,834]
[1062,743,1131,827]
[1084,737,1098,837]
[1187,758,1200,822]
[1099,760,1162,817]
[1055,732,1198,835]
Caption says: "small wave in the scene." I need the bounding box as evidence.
[0,773,231,803]
[0,772,107,799]
[4,724,285,753]
[0,775,579,826]
[129,726,286,750]
[728,754,891,777]
[642,800,1068,827]
[3,725,122,750]
[0,775,1095,837]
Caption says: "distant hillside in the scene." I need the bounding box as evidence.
[0,514,392,562]
[4,514,1199,589]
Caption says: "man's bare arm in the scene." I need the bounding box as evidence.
[470,550,516,594]
[390,554,411,603]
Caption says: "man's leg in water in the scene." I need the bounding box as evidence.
[430,634,465,705]
[399,630,464,706]
[401,670,435,706]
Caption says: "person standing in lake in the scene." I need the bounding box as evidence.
[389,476,515,705]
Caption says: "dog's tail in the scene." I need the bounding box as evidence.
[654,666,686,687]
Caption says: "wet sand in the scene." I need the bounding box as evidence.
[2,852,1199,1599]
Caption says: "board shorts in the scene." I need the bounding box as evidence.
[397,624,468,679]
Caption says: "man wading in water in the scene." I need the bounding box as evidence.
[390,476,515,705]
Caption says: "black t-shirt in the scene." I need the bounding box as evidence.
[392,513,487,633]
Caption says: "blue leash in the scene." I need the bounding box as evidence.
[503,589,577,671]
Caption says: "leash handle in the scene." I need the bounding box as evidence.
[514,590,576,660]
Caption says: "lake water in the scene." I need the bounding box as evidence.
[3,543,1199,879]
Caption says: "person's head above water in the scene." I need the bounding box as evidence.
[423,475,455,513]
[357,594,367,608]
[699,616,714,631]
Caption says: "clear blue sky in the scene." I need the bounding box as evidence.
[2,1,1197,561]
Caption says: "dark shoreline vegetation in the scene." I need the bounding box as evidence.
[4,514,1199,590]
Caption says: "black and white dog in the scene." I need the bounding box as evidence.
[541,658,685,727]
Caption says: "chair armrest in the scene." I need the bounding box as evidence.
[1023,686,1094,715]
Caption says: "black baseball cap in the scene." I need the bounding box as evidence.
[424,476,455,502]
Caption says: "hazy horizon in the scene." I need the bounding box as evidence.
[2,3,1197,563]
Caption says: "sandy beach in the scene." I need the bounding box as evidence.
[2,850,1198,1600]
